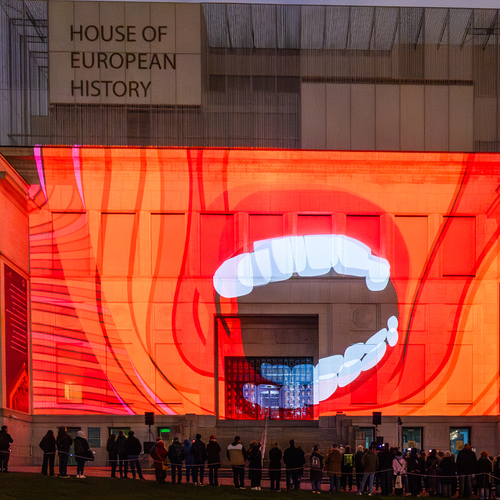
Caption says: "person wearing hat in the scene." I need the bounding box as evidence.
[168,436,185,484]
[151,439,168,484]
[207,435,222,486]
[73,430,91,478]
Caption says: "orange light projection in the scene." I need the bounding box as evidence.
[28,148,500,418]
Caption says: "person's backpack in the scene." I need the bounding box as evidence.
[311,455,321,469]
[149,442,157,459]
[171,443,183,462]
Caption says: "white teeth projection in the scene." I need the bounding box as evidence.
[243,316,398,408]
[313,316,398,400]
[213,234,391,298]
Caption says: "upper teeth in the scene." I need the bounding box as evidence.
[213,234,391,298]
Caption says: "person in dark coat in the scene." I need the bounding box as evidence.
[56,426,72,477]
[476,451,492,500]
[124,430,144,480]
[106,433,117,478]
[168,436,185,484]
[268,442,283,491]
[407,448,422,497]
[378,444,393,495]
[191,433,207,485]
[283,439,306,491]
[355,445,365,491]
[206,435,221,486]
[73,430,91,478]
[114,430,128,478]
[341,445,354,492]
[492,455,500,499]
[39,430,56,476]
[456,444,477,498]
[0,425,13,473]
[184,439,195,484]
[310,445,324,493]
[151,439,167,484]
[420,450,428,495]
[439,451,458,498]
[426,449,439,496]
[248,440,262,490]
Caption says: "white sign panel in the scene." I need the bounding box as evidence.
[49,2,202,105]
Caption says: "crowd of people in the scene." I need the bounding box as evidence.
[4,426,497,496]
[39,427,97,478]
[143,436,500,497]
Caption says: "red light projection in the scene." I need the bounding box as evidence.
[4,264,29,413]
[28,148,500,417]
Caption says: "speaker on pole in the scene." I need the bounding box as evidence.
[372,411,382,426]
[145,412,155,426]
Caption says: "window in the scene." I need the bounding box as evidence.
[402,427,423,452]
[358,427,375,450]
[442,217,475,276]
[450,427,470,456]
[109,427,130,438]
[225,356,313,420]
[87,427,101,448]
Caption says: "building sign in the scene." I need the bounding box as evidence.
[4,264,29,413]
[49,2,201,105]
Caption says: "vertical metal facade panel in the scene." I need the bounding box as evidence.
[326,84,350,151]
[475,97,498,143]
[276,4,300,50]
[450,86,474,151]
[424,85,449,152]
[375,84,400,151]
[424,9,449,81]
[301,5,325,50]
[301,83,326,150]
[398,8,424,80]
[324,6,349,50]
[351,84,375,150]
[400,85,425,151]
[252,5,277,49]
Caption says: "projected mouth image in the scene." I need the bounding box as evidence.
[33,148,499,419]
[214,233,399,414]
